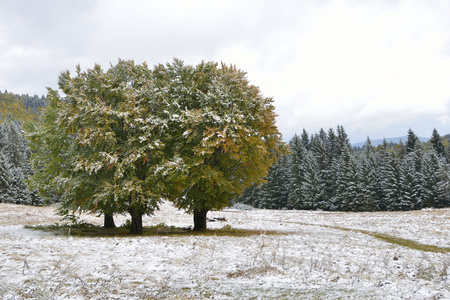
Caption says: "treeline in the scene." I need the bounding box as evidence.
[0,119,43,205]
[0,90,47,205]
[235,126,450,211]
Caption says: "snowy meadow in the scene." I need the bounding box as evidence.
[0,202,449,299]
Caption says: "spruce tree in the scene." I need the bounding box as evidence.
[259,156,290,209]
[357,139,380,211]
[434,160,450,208]
[405,128,420,153]
[234,184,260,208]
[380,150,402,211]
[300,128,310,149]
[395,140,406,160]
[336,125,351,157]
[399,153,422,210]
[332,149,360,211]
[421,150,449,208]
[429,128,445,158]
[287,134,305,209]
[0,152,12,203]
[301,151,324,209]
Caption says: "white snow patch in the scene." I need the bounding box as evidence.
[0,202,449,299]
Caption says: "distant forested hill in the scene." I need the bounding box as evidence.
[0,90,47,123]
[352,136,430,148]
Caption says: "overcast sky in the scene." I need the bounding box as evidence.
[1,0,450,143]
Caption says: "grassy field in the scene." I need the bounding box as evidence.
[0,202,449,299]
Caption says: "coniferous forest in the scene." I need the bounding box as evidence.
[0,90,47,205]
[234,126,450,212]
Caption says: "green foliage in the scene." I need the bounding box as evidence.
[151,60,288,223]
[429,128,446,157]
[27,61,172,229]
[27,59,287,232]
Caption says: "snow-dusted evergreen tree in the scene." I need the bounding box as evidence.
[357,138,380,211]
[234,183,261,208]
[300,128,310,150]
[0,152,12,203]
[421,150,449,208]
[336,125,351,157]
[310,130,328,171]
[434,160,450,208]
[325,128,339,163]
[300,151,324,209]
[287,134,306,209]
[399,152,422,210]
[259,156,290,209]
[0,120,41,205]
[318,128,337,205]
[380,147,402,211]
[429,128,446,158]
[0,120,26,169]
[395,140,406,160]
[405,128,420,154]
[331,148,360,211]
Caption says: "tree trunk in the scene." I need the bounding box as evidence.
[103,213,116,228]
[193,208,208,231]
[129,210,143,234]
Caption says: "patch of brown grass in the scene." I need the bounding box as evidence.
[25,223,285,238]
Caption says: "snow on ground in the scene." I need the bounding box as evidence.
[0,202,449,299]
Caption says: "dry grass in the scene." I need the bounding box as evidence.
[26,222,285,238]
[2,203,450,299]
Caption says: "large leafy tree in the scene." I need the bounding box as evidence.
[28,60,183,234]
[152,59,287,230]
[28,59,286,233]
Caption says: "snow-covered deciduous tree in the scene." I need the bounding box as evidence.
[28,59,287,232]
[28,60,183,233]
[152,60,288,230]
